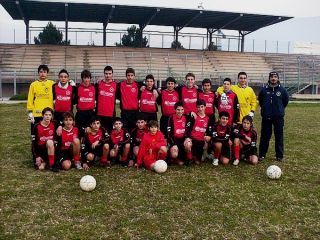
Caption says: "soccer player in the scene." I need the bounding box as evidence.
[232,115,258,165]
[199,78,216,123]
[130,114,148,166]
[116,68,141,131]
[109,118,131,167]
[81,116,110,170]
[177,73,200,115]
[167,102,187,166]
[216,72,257,123]
[215,78,239,126]
[27,65,55,133]
[157,77,179,136]
[52,69,76,127]
[206,111,233,166]
[32,107,56,171]
[139,74,158,122]
[55,112,81,170]
[95,65,117,132]
[135,120,167,170]
[75,69,96,138]
[184,99,209,165]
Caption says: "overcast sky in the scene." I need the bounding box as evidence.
[1,0,319,46]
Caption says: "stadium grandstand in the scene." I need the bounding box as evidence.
[0,1,319,98]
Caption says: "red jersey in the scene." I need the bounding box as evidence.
[159,89,179,116]
[57,127,79,151]
[187,114,209,141]
[110,129,130,146]
[118,81,139,111]
[76,84,95,111]
[131,127,148,146]
[137,131,167,166]
[210,123,232,144]
[199,91,216,116]
[233,125,257,147]
[167,114,187,145]
[180,86,198,114]
[32,121,55,158]
[82,128,109,154]
[96,80,117,117]
[140,89,157,113]
[53,83,74,112]
[217,91,239,125]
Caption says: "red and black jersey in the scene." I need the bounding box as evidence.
[56,127,79,151]
[76,83,95,111]
[95,80,117,117]
[167,114,187,145]
[32,121,55,158]
[233,125,257,148]
[178,86,199,114]
[117,81,140,111]
[199,91,216,117]
[140,89,158,113]
[131,127,148,146]
[157,89,179,116]
[82,128,109,153]
[186,114,209,141]
[216,91,239,125]
[53,83,75,112]
[110,128,130,147]
[208,123,232,144]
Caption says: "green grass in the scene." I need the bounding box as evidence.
[1,103,320,239]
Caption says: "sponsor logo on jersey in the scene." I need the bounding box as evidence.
[57,95,71,101]
[99,90,114,97]
[80,97,94,102]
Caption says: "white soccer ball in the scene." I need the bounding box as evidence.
[80,175,96,191]
[266,165,282,179]
[153,160,168,174]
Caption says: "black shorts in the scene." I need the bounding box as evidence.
[241,146,258,159]
[75,110,95,137]
[221,144,232,159]
[140,112,158,123]
[33,145,48,166]
[54,111,66,126]
[170,138,186,160]
[121,110,137,132]
[99,116,114,133]
[191,139,205,160]
[160,115,170,137]
[57,149,73,163]
[82,144,103,161]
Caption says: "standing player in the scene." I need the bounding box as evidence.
[55,112,82,170]
[75,70,96,138]
[52,69,76,127]
[199,78,216,123]
[109,118,131,167]
[184,99,209,165]
[232,115,258,165]
[167,102,187,166]
[216,78,239,126]
[139,74,158,122]
[157,77,179,136]
[95,66,117,132]
[32,107,56,171]
[27,65,55,133]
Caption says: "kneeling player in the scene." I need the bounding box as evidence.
[81,116,110,170]
[32,107,56,171]
[56,112,81,170]
[233,115,258,165]
[207,111,232,166]
[109,118,131,167]
[130,114,148,166]
[135,120,167,170]
[167,102,187,165]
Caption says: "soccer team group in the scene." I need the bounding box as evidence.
[27,64,287,172]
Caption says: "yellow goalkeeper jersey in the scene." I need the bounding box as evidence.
[27,79,55,117]
[217,84,257,123]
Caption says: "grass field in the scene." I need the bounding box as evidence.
[1,103,320,239]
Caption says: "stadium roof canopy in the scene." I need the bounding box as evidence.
[1,0,292,49]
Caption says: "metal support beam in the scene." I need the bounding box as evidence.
[176,10,203,32]
[65,3,69,45]
[140,8,160,30]
[25,20,29,44]
[103,5,115,47]
[15,0,30,44]
[218,13,243,30]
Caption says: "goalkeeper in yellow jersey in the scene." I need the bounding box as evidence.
[217,72,257,123]
[27,65,55,133]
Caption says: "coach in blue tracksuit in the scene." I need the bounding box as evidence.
[258,71,289,161]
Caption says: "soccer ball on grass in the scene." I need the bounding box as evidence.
[80,175,96,191]
[266,165,282,179]
[153,160,168,174]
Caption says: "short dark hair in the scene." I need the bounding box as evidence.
[238,72,247,78]
[219,111,230,118]
[202,78,212,86]
[145,74,154,81]
[42,107,54,116]
[89,115,101,125]
[166,77,176,84]
[185,72,195,79]
[104,65,113,73]
[196,99,206,107]
[62,111,74,120]
[58,69,69,76]
[148,120,159,128]
[126,68,135,76]
[174,101,184,110]
[38,64,49,73]
[81,70,92,79]
[223,78,232,84]
[113,117,123,125]
[242,115,253,124]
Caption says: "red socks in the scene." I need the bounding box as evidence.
[234,145,240,160]
[100,155,107,163]
[74,155,80,162]
[186,151,193,160]
[48,155,55,167]
[158,151,167,160]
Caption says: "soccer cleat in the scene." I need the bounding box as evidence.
[259,156,265,161]
[276,157,283,162]
[75,161,83,170]
[233,159,239,166]
[212,158,219,166]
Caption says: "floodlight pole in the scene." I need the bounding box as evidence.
[65,3,69,45]
[103,5,115,47]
